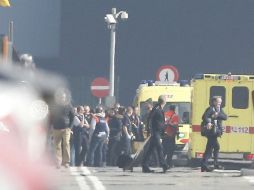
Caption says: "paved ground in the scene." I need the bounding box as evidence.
[51,166,254,190]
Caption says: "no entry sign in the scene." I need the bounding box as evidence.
[91,77,110,98]
[156,65,179,82]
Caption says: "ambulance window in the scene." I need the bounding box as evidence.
[232,87,249,109]
[210,86,226,108]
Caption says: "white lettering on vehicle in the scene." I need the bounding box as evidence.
[222,126,250,134]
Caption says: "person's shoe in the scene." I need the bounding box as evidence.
[168,163,174,169]
[142,166,154,173]
[201,165,213,172]
[64,164,70,168]
[214,164,224,170]
[162,164,169,173]
[56,164,61,169]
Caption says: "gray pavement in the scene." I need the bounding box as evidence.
[51,166,254,190]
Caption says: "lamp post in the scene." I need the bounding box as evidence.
[105,8,128,98]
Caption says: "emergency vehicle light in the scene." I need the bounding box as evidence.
[218,74,240,80]
[193,74,204,80]
[195,152,204,159]
[154,81,179,86]
[179,139,189,144]
[179,80,189,86]
[140,80,155,85]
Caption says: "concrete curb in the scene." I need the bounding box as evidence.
[241,169,254,176]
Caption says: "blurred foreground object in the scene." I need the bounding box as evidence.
[19,53,35,69]
[0,0,10,7]
[0,63,69,189]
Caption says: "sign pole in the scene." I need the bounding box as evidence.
[98,98,102,105]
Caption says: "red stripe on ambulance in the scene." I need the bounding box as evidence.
[249,127,254,134]
[192,125,254,134]
[192,125,201,132]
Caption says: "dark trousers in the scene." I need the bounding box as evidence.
[202,136,220,166]
[121,136,132,155]
[73,132,88,166]
[94,142,108,167]
[142,132,166,168]
[108,139,121,166]
[162,136,176,166]
[87,135,105,166]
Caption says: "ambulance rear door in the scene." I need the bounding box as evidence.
[227,81,253,153]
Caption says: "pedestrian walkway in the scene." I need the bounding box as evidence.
[52,166,253,190]
[69,167,106,190]
[243,176,254,185]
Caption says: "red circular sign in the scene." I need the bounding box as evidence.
[91,77,110,98]
[156,65,179,82]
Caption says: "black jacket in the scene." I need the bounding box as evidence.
[108,114,123,141]
[51,104,74,130]
[202,106,227,137]
[149,104,165,135]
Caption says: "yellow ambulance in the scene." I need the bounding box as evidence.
[189,73,254,162]
[133,80,192,150]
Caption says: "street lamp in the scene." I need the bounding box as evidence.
[105,8,128,99]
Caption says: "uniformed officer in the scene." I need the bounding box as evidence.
[142,95,168,173]
[201,96,227,172]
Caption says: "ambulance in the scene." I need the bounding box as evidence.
[133,80,192,150]
[189,73,254,162]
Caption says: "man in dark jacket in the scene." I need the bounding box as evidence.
[121,107,134,155]
[201,96,227,172]
[142,95,168,173]
[108,107,125,166]
[51,92,74,169]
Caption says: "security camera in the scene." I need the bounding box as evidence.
[104,14,117,24]
[120,12,128,20]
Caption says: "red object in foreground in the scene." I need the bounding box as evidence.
[91,77,110,98]
[244,154,254,161]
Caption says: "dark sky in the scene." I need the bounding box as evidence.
[2,0,254,105]
[0,0,61,57]
[59,0,254,105]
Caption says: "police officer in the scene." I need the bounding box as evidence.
[142,95,168,173]
[87,106,109,167]
[201,96,227,172]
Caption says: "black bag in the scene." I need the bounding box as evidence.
[116,153,133,169]
[201,120,209,137]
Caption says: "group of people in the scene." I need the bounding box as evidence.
[141,95,227,173]
[49,93,227,173]
[50,99,146,168]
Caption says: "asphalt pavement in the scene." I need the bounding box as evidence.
[51,166,254,190]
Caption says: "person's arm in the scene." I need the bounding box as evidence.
[72,116,79,126]
[123,126,131,139]
[90,117,96,131]
[202,107,214,123]
[105,122,110,138]
[216,109,228,120]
